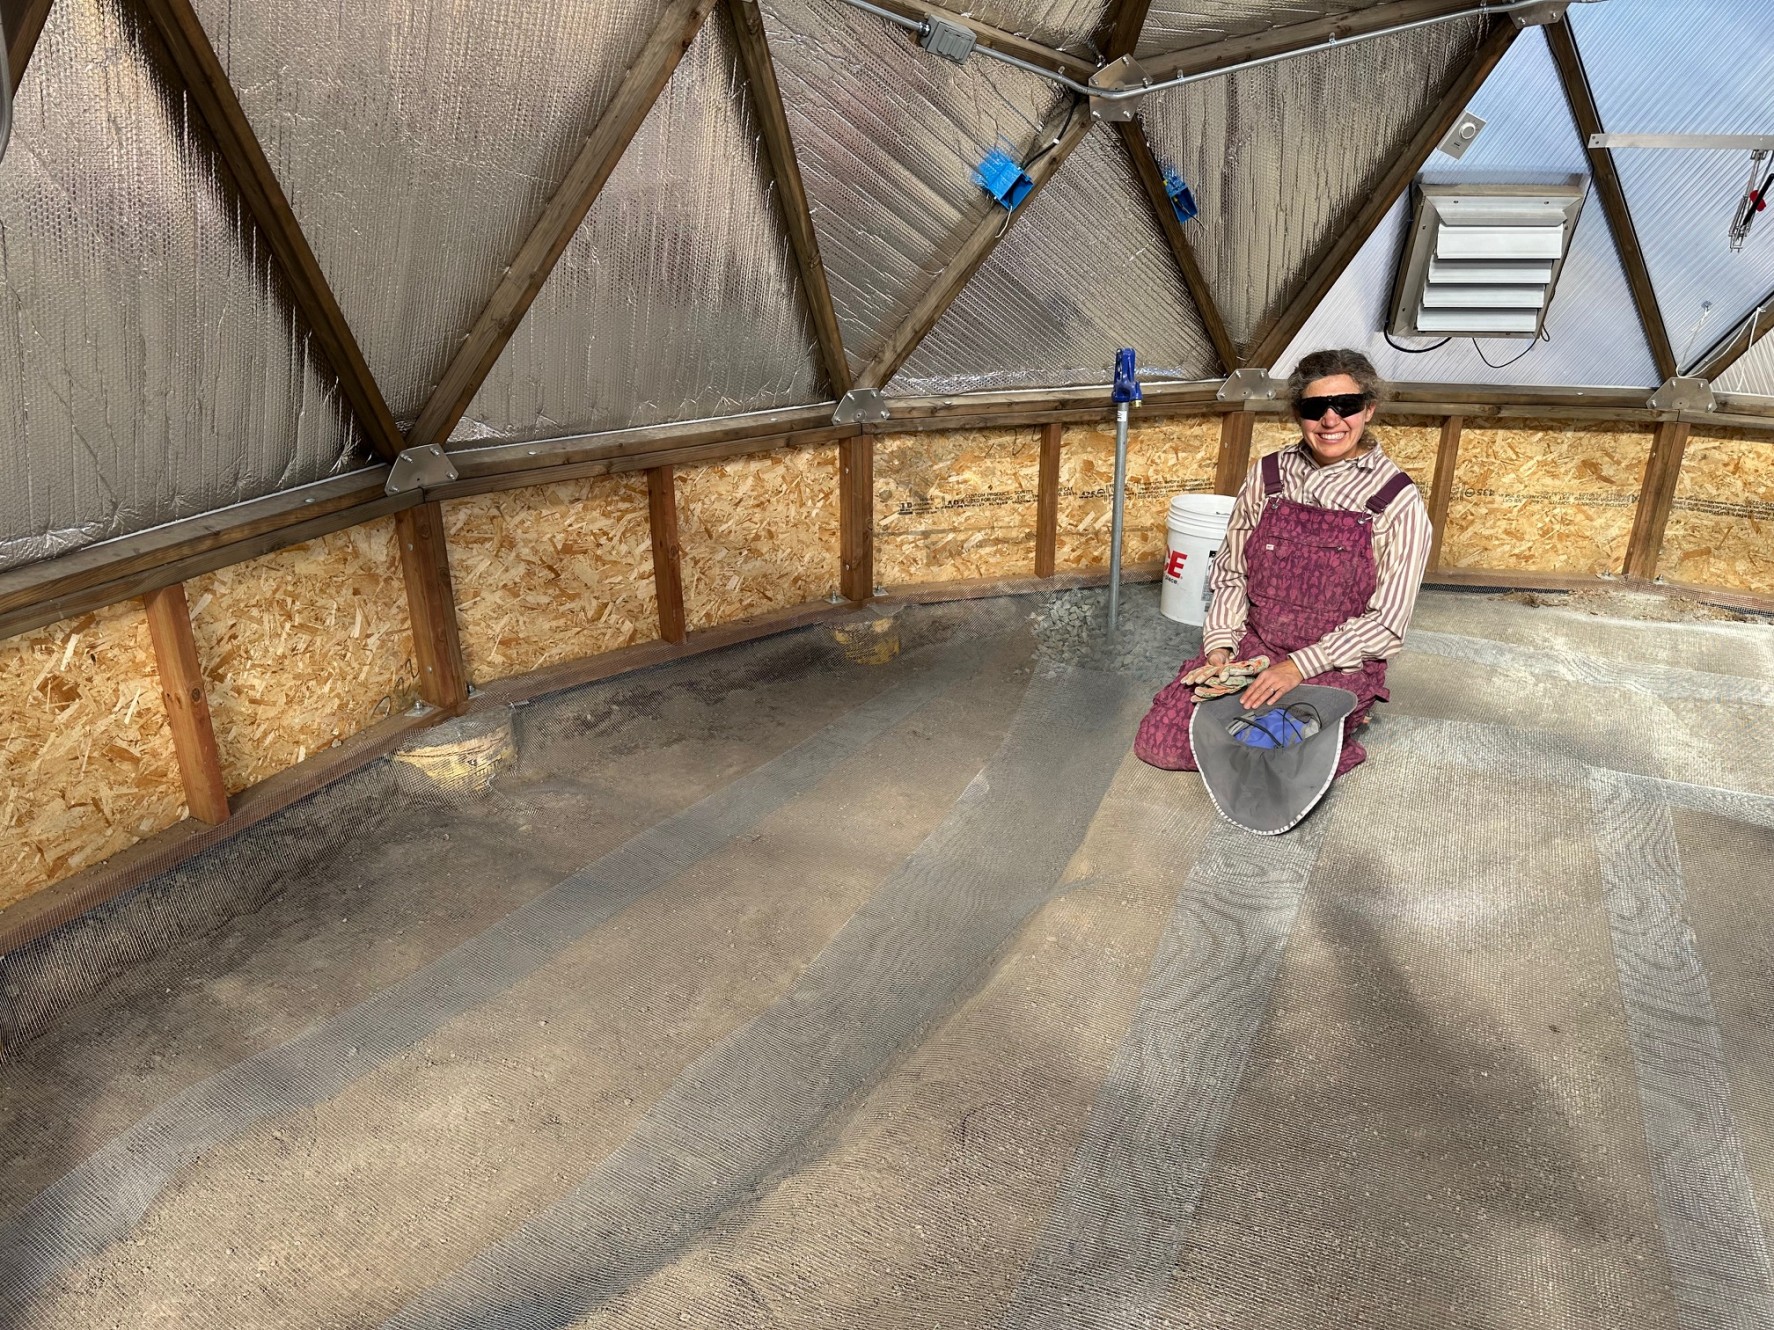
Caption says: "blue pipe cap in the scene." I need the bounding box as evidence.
[975,149,1034,211]
[1113,347,1142,404]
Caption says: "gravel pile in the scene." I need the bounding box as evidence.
[1031,583,1200,685]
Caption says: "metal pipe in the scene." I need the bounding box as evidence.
[833,0,1584,103]
[1108,400,1129,633]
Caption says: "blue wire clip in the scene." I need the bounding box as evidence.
[1162,168,1198,225]
[975,149,1035,211]
[1113,348,1142,404]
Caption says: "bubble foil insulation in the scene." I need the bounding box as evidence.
[759,0,1066,377]
[187,0,675,423]
[955,0,1114,55]
[0,0,368,575]
[452,9,823,447]
[1135,0,1403,57]
[890,127,1218,396]
[1139,16,1484,351]
[1276,28,1661,389]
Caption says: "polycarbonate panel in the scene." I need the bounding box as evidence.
[1570,0,1774,373]
[759,0,1067,375]
[0,0,366,575]
[889,127,1218,395]
[1275,29,1660,389]
[454,10,822,444]
[962,0,1113,54]
[1139,16,1484,350]
[188,0,673,421]
[1135,0,1402,57]
[1715,329,1774,400]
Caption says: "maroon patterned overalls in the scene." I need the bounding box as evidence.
[1134,451,1415,778]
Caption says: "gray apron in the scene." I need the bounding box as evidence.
[1190,684,1359,835]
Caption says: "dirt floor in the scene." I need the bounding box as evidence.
[2,585,1773,1328]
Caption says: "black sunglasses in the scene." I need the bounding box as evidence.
[1296,393,1370,421]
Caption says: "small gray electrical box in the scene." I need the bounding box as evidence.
[919,15,976,64]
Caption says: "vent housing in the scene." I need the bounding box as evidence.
[1388,177,1588,339]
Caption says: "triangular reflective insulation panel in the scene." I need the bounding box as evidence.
[0,0,364,573]
[757,0,1071,379]
[188,0,682,424]
[1138,14,1487,355]
[951,0,1113,56]
[888,126,1219,396]
[1277,25,1661,389]
[1135,0,1402,55]
[453,7,824,445]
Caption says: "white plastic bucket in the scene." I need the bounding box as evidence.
[1160,493,1237,626]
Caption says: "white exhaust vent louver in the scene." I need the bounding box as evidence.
[1388,178,1588,340]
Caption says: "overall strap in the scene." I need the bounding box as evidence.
[1261,449,1285,497]
[1366,470,1415,515]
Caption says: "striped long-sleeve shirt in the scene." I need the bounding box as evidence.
[1203,438,1434,679]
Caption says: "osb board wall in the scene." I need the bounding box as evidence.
[188,520,422,794]
[1056,415,1218,570]
[443,474,658,683]
[875,428,1041,585]
[0,601,186,911]
[1658,428,1774,592]
[678,444,841,631]
[1254,417,1299,457]
[1254,415,1440,489]
[1440,419,1653,576]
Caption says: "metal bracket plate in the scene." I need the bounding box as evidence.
[833,389,891,425]
[1647,376,1716,413]
[385,443,460,496]
[1088,55,1151,123]
[1216,368,1282,404]
[1509,1,1571,27]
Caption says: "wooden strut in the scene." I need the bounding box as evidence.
[853,98,1098,392]
[1426,414,1462,571]
[407,0,720,448]
[1141,0,1496,82]
[1214,411,1255,496]
[647,466,689,644]
[1544,19,1678,382]
[393,503,469,712]
[725,0,852,397]
[5,0,52,86]
[1244,18,1522,371]
[135,0,404,462]
[1096,0,1154,61]
[1624,419,1691,582]
[1115,121,1237,373]
[1035,421,1062,579]
[141,582,231,826]
[840,435,875,601]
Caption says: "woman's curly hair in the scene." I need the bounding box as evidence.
[1287,349,1387,417]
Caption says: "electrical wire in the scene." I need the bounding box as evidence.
[1473,326,1550,370]
[1384,331,1452,354]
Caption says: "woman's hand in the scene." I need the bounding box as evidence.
[1242,657,1304,710]
[1181,648,1233,687]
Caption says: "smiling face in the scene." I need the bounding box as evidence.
[1297,373,1377,466]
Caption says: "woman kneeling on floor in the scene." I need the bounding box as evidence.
[1135,348,1433,778]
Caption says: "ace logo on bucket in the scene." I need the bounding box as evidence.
[1160,493,1236,626]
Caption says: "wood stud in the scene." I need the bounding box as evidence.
[1426,414,1462,571]
[1624,419,1692,581]
[141,582,231,825]
[647,466,689,644]
[393,503,469,712]
[5,0,53,86]
[840,435,875,601]
[1214,411,1255,496]
[1035,421,1062,579]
